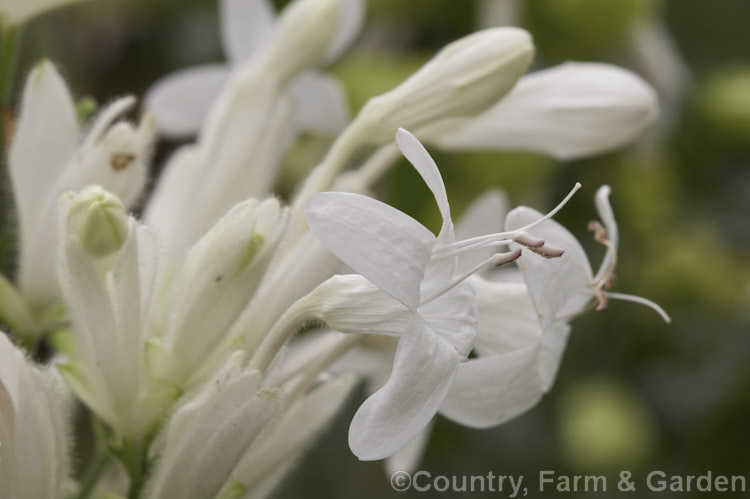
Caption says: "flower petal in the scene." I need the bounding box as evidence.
[220,0,276,63]
[143,64,229,137]
[9,60,78,262]
[384,420,433,475]
[434,62,659,160]
[322,0,365,62]
[419,281,476,359]
[440,346,542,429]
[348,317,459,460]
[306,192,434,310]
[288,71,350,135]
[505,206,593,320]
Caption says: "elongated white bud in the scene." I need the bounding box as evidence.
[352,28,534,144]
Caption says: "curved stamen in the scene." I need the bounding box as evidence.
[605,292,672,323]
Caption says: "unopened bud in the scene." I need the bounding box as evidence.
[259,0,340,83]
[66,186,129,259]
[353,28,534,144]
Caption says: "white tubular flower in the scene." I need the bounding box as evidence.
[144,0,362,137]
[350,28,534,144]
[152,198,289,387]
[440,185,670,429]
[56,187,163,438]
[304,129,574,460]
[0,0,86,26]
[8,60,153,312]
[223,374,357,498]
[423,62,659,160]
[0,333,70,499]
[143,353,280,499]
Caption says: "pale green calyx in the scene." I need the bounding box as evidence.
[352,27,535,144]
[66,186,129,258]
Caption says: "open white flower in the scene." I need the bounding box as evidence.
[145,0,363,137]
[304,128,575,460]
[0,332,70,499]
[6,60,153,317]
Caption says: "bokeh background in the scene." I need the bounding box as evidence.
[3,0,750,497]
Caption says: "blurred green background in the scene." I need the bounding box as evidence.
[4,0,750,497]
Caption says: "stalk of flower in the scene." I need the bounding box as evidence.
[0,332,71,499]
[1,60,153,343]
[145,0,354,262]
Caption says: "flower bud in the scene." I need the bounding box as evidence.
[65,186,129,259]
[352,28,534,144]
[258,0,341,83]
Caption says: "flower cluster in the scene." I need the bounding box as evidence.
[0,0,668,497]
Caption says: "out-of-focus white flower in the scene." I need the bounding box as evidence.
[143,353,279,499]
[422,62,660,160]
[0,0,86,26]
[150,197,289,387]
[0,332,70,499]
[6,60,153,314]
[145,0,363,137]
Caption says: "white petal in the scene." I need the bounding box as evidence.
[145,359,278,499]
[468,276,539,357]
[322,0,365,62]
[229,374,357,491]
[0,333,70,498]
[435,62,659,160]
[440,346,542,429]
[505,206,593,321]
[348,317,459,460]
[592,185,618,284]
[9,61,78,274]
[385,420,433,475]
[454,189,509,274]
[288,71,350,135]
[144,64,229,137]
[395,128,451,232]
[419,281,476,359]
[306,192,434,310]
[220,0,276,63]
[396,128,456,297]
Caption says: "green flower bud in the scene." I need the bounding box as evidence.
[66,186,129,259]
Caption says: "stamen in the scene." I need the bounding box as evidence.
[605,292,672,323]
[512,233,545,248]
[421,249,522,305]
[433,182,582,260]
[529,244,565,259]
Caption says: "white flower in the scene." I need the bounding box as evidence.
[7,60,153,312]
[56,187,163,438]
[0,0,85,26]
[421,62,660,160]
[304,128,572,460]
[0,332,70,499]
[144,0,363,138]
[440,185,670,429]
[143,353,279,499]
